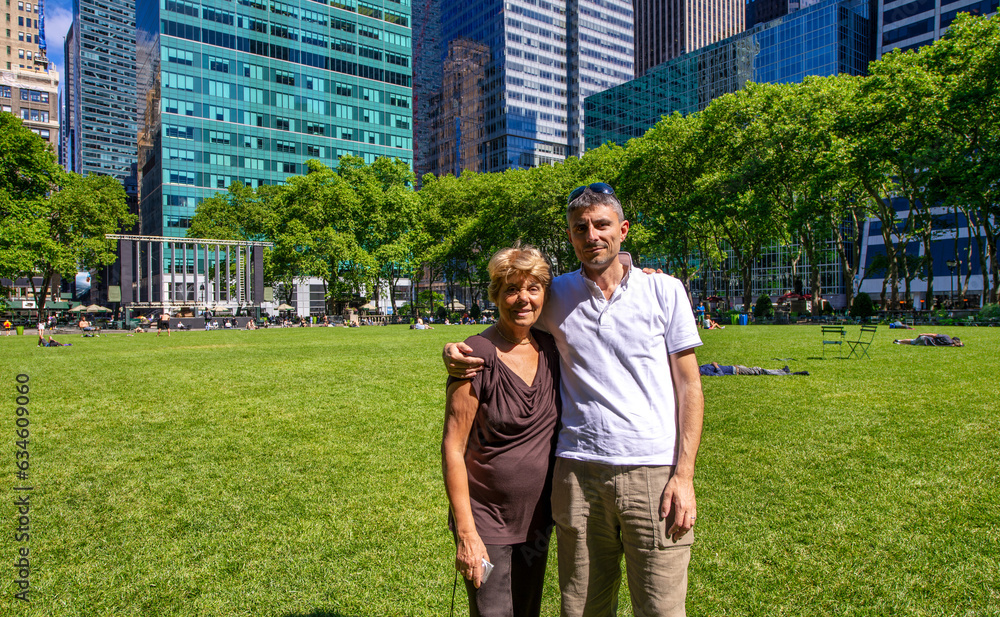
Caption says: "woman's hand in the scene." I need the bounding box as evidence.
[455,532,490,588]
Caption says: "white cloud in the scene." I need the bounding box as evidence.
[44,5,74,75]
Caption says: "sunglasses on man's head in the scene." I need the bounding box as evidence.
[568,182,616,203]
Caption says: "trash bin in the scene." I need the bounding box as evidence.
[16,326,24,336]
[730,314,739,325]
[739,314,749,326]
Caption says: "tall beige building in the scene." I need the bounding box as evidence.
[1,0,58,147]
[633,0,745,77]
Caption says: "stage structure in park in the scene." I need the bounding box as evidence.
[106,235,273,316]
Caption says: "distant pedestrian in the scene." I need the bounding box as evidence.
[157,310,171,337]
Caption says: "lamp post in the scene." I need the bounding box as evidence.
[946,259,957,307]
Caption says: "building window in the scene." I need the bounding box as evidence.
[275,116,291,131]
[282,162,296,174]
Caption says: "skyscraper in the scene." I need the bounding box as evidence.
[414,0,633,177]
[878,0,996,57]
[586,0,873,147]
[632,0,744,78]
[60,0,137,179]
[1,0,59,148]
[136,0,414,239]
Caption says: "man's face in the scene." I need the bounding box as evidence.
[567,204,629,271]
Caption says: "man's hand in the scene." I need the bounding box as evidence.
[661,473,696,542]
[443,342,486,379]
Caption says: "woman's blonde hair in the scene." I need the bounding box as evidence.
[487,243,552,304]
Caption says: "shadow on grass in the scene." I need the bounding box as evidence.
[283,611,358,617]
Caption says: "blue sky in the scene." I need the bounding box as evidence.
[43,0,73,79]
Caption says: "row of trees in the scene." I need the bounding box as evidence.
[3,17,995,315]
[191,15,997,315]
[0,113,133,314]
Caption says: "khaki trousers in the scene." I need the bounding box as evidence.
[551,458,693,617]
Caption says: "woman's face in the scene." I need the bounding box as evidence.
[498,274,545,329]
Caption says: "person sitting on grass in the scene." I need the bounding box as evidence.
[79,318,100,337]
[893,333,963,347]
[703,317,725,330]
[699,362,808,376]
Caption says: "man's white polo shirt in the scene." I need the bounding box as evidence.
[538,253,702,466]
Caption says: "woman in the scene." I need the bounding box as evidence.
[893,333,963,346]
[442,244,560,617]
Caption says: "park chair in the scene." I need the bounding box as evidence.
[846,325,878,359]
[821,325,846,359]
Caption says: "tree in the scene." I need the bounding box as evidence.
[697,87,787,311]
[845,45,945,308]
[753,294,774,318]
[849,292,877,319]
[0,113,63,301]
[272,159,372,314]
[617,112,713,304]
[1,117,133,317]
[917,14,1000,303]
[336,156,420,314]
[188,181,280,302]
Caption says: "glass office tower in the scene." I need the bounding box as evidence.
[414,0,633,177]
[137,0,413,238]
[632,0,744,77]
[878,0,997,57]
[61,0,138,179]
[585,0,873,148]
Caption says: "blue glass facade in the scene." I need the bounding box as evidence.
[584,0,872,148]
[137,0,413,238]
[879,0,998,56]
[415,0,633,176]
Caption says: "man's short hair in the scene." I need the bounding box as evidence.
[567,187,625,223]
[487,243,553,305]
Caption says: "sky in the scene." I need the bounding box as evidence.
[43,0,73,82]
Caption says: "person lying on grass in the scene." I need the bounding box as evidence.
[893,333,963,346]
[44,336,72,347]
[699,362,808,376]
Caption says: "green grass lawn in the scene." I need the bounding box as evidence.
[1,324,998,616]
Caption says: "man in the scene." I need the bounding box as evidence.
[2,319,11,336]
[699,362,808,376]
[156,309,171,337]
[445,183,704,616]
